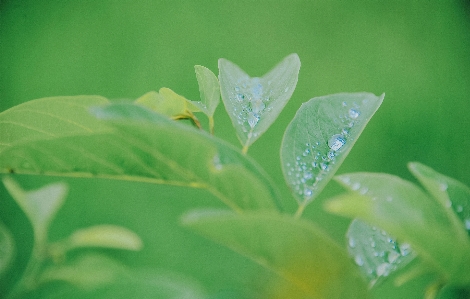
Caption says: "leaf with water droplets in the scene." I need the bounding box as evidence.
[326,173,470,285]
[218,54,300,151]
[182,210,369,299]
[281,93,384,207]
[3,177,67,244]
[0,221,15,276]
[408,162,470,237]
[346,219,415,287]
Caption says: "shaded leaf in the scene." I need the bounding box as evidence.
[280,93,384,208]
[0,103,280,212]
[408,162,470,236]
[193,65,220,117]
[346,219,415,287]
[0,96,110,153]
[2,177,67,244]
[182,210,369,299]
[56,225,143,252]
[0,221,15,276]
[326,173,470,285]
[218,54,300,151]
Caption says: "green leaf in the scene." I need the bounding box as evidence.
[408,162,470,236]
[0,96,110,154]
[0,102,280,212]
[0,221,15,276]
[54,225,143,253]
[135,88,201,127]
[182,210,369,299]
[325,173,470,285]
[218,54,300,152]
[2,177,67,244]
[346,219,415,287]
[193,65,220,117]
[280,93,384,209]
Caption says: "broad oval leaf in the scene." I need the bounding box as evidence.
[0,221,15,276]
[218,54,300,151]
[0,96,110,154]
[281,93,384,207]
[326,173,470,285]
[346,219,415,287]
[2,177,67,244]
[0,102,281,212]
[193,65,220,117]
[182,210,369,299]
[61,225,143,252]
[408,162,470,236]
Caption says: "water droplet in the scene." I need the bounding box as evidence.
[376,263,390,277]
[349,237,356,248]
[327,150,335,160]
[328,134,346,151]
[236,93,245,101]
[284,87,289,92]
[355,255,364,266]
[348,108,360,119]
[456,205,463,213]
[399,243,411,256]
[439,182,448,191]
[342,101,347,107]
[247,112,259,128]
[212,155,223,171]
[304,187,313,198]
[370,241,376,248]
[312,162,318,168]
[359,187,368,195]
[320,163,328,170]
[303,172,313,180]
[465,219,470,231]
[341,128,350,136]
[251,98,265,114]
[351,182,361,191]
[445,199,452,208]
[387,251,400,263]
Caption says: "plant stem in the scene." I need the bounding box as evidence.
[294,203,306,219]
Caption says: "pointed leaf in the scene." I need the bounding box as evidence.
[182,210,369,299]
[346,219,415,287]
[408,162,470,236]
[0,221,15,276]
[60,225,143,252]
[2,177,67,244]
[0,103,280,212]
[326,173,470,285]
[281,93,384,206]
[218,54,300,150]
[0,96,110,153]
[193,65,220,117]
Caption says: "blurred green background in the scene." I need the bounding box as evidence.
[1,1,469,298]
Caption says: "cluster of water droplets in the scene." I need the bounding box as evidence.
[229,77,287,138]
[438,182,470,233]
[285,102,361,202]
[348,220,413,283]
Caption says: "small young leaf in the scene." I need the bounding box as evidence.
[0,221,15,276]
[281,93,384,208]
[346,219,415,287]
[182,210,369,299]
[326,173,470,285]
[0,96,110,153]
[193,65,220,117]
[408,162,470,236]
[58,225,143,252]
[135,88,201,127]
[218,54,301,151]
[2,177,67,244]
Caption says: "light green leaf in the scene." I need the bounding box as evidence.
[0,103,280,212]
[346,219,415,287]
[0,96,110,154]
[135,88,201,127]
[325,173,470,285]
[182,210,369,299]
[218,54,300,152]
[193,65,220,117]
[57,225,143,252]
[2,177,67,244]
[0,221,15,276]
[280,93,384,209]
[408,162,470,236]
[38,254,125,290]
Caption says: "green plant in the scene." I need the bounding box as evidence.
[0,54,468,298]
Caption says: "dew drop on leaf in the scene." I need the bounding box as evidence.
[348,108,360,119]
[328,134,346,151]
